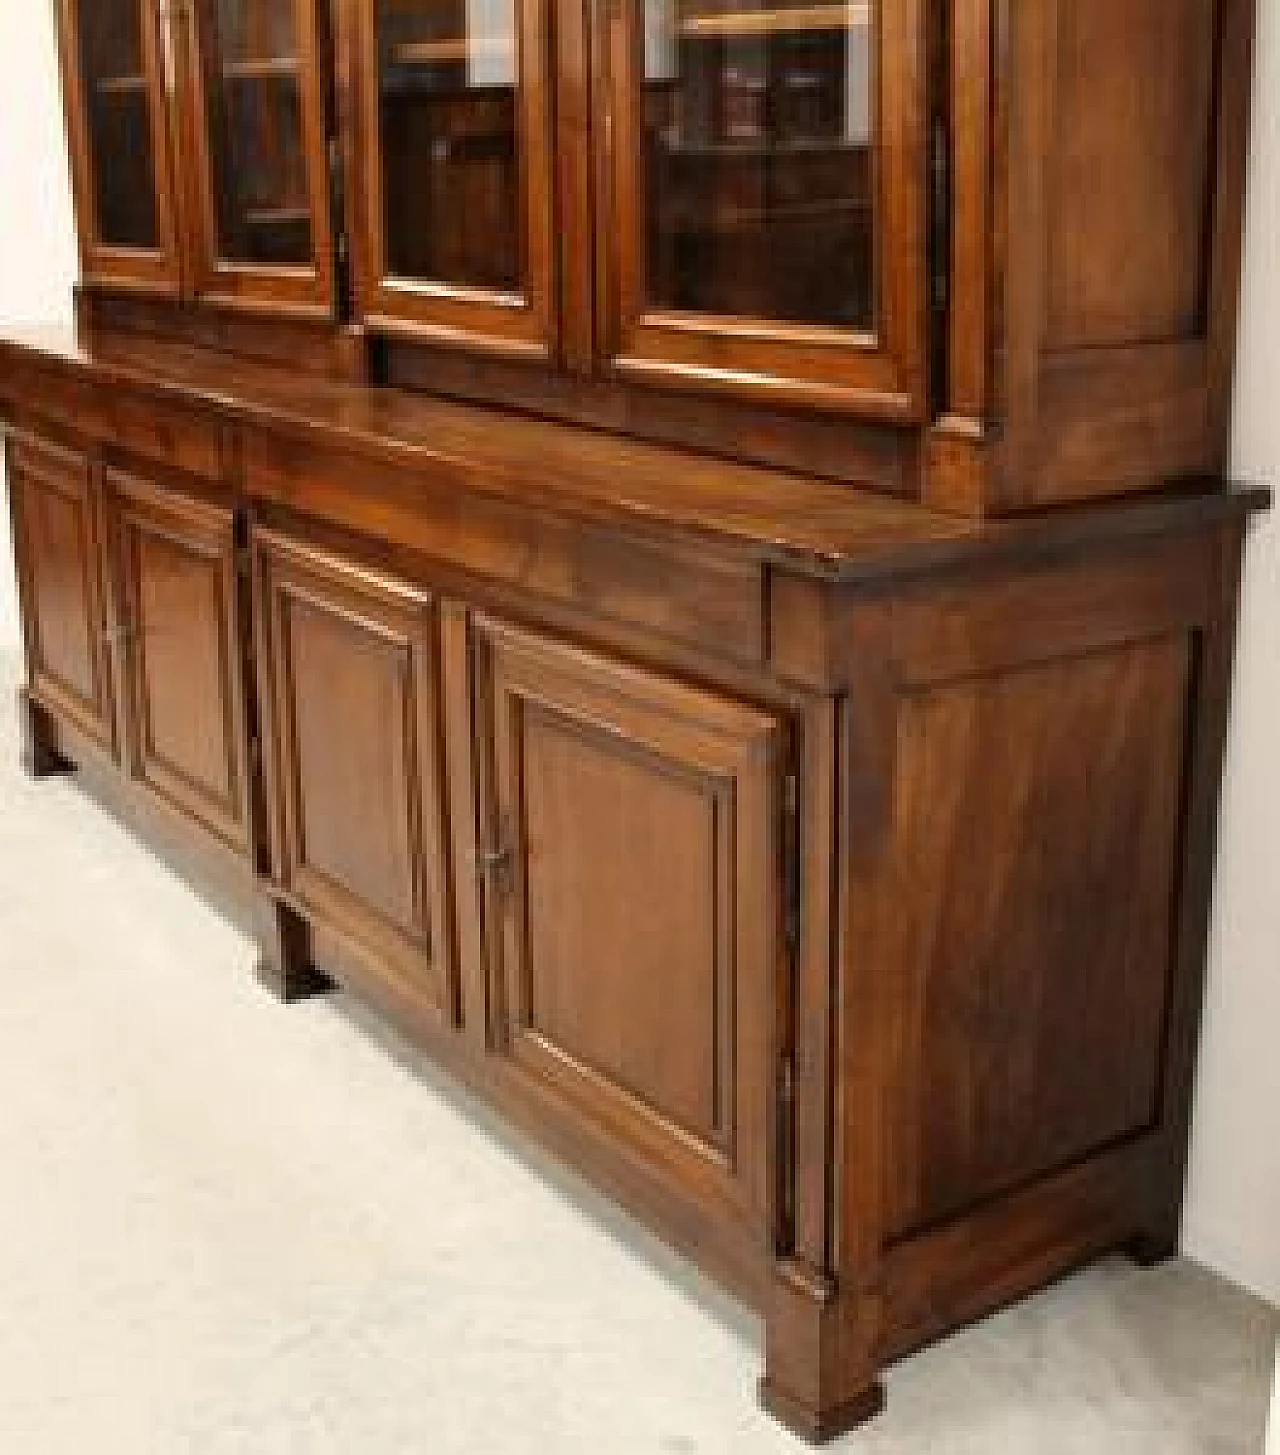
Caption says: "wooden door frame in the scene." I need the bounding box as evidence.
[177,0,337,317]
[53,0,184,298]
[592,0,928,420]
[344,0,559,361]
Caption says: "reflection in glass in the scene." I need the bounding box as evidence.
[77,1,160,250]
[377,0,523,292]
[643,0,875,328]
[197,0,314,267]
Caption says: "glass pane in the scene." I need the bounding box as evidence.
[642,0,874,328]
[76,0,160,250]
[197,0,314,267]
[377,0,523,293]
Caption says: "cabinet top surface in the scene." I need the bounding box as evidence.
[0,326,1264,584]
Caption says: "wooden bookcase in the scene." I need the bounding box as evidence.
[1,0,1267,1439]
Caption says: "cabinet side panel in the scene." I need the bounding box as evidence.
[1027,0,1250,503]
[931,0,1255,513]
[884,638,1193,1238]
[1044,0,1217,353]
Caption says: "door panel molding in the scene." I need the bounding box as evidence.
[254,529,458,1019]
[9,435,118,755]
[474,616,784,1232]
[106,467,252,852]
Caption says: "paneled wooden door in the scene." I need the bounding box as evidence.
[54,0,184,296]
[472,618,787,1234]
[180,0,337,314]
[7,435,118,757]
[348,0,558,359]
[254,531,457,1019]
[594,0,927,418]
[105,468,254,854]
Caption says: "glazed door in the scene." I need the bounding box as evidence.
[254,531,457,1020]
[473,618,785,1234]
[7,436,118,756]
[54,0,183,296]
[181,0,336,314]
[350,0,557,359]
[596,0,926,417]
[105,469,253,855]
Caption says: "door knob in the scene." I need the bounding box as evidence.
[102,623,139,650]
[479,844,513,876]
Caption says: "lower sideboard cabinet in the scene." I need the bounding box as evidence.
[3,392,1264,1443]
[8,432,117,765]
[104,466,253,856]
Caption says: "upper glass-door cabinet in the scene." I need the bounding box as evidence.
[598,0,927,418]
[54,0,183,296]
[183,0,336,314]
[349,0,557,359]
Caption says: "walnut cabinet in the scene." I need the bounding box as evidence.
[0,0,1269,1439]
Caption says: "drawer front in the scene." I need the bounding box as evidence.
[9,365,225,484]
[253,529,457,1021]
[8,434,117,755]
[243,433,768,665]
[473,617,787,1235]
[106,467,252,854]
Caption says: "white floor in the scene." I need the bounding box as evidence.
[0,658,1275,1454]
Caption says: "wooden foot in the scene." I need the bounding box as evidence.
[761,1258,886,1443]
[255,898,334,1003]
[17,688,70,779]
[1125,1230,1179,1269]
[759,1375,885,1444]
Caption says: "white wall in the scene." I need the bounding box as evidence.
[0,1,1277,1303]
[1180,0,1280,1307]
[1269,1352,1279,1455]
[0,2,77,651]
